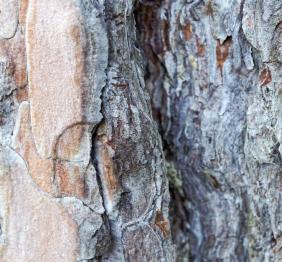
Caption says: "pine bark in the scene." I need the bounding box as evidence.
[0,0,173,261]
[1,0,282,261]
[136,0,282,261]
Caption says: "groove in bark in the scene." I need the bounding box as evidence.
[90,1,174,260]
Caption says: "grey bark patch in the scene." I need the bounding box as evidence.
[0,0,19,39]
[135,0,282,260]
[122,224,166,262]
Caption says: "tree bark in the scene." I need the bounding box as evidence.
[1,0,282,261]
[136,0,282,261]
[0,0,173,261]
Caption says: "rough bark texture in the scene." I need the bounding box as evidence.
[0,0,173,261]
[2,0,282,261]
[135,0,282,261]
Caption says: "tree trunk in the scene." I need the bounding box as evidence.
[135,0,282,261]
[1,0,282,261]
[0,0,173,261]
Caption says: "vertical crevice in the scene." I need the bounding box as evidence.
[134,0,186,256]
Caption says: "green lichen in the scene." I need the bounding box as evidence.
[247,208,256,229]
[166,161,184,197]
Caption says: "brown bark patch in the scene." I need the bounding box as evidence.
[112,83,129,89]
[135,4,168,54]
[0,30,27,88]
[161,19,170,50]
[272,235,282,253]
[259,67,272,86]
[182,23,192,41]
[102,147,118,195]
[97,135,119,203]
[19,0,29,27]
[196,36,205,56]
[216,37,232,71]
[154,210,170,239]
[205,0,214,16]
[16,86,28,102]
[55,161,86,198]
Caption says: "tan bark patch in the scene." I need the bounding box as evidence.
[26,0,86,158]
[19,0,29,27]
[55,160,86,199]
[56,124,91,162]
[1,147,78,262]
[12,102,56,195]
[96,135,120,212]
[100,137,118,201]
[12,103,91,200]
